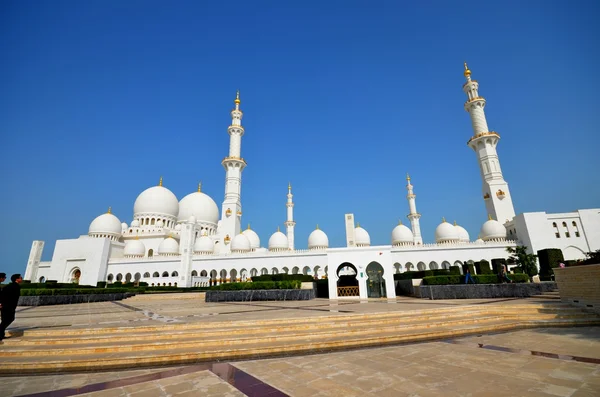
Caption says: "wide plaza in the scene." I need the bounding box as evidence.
[1,293,599,397]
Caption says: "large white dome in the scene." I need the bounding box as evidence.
[242,225,260,250]
[89,211,122,237]
[480,218,507,241]
[435,219,459,243]
[178,191,219,225]
[231,233,251,253]
[454,222,470,243]
[308,226,329,250]
[194,234,214,253]
[124,239,145,257]
[355,225,371,247]
[158,237,179,256]
[391,222,413,246]
[268,229,289,251]
[133,184,179,218]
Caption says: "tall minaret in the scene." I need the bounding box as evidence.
[463,63,516,224]
[220,90,246,250]
[406,173,423,245]
[285,182,296,250]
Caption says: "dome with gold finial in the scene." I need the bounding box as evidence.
[435,217,459,244]
[391,220,413,246]
[234,90,241,105]
[464,62,471,78]
[308,225,329,250]
[158,236,180,256]
[242,224,260,251]
[177,182,219,227]
[88,207,122,240]
[268,227,289,252]
[124,239,145,257]
[134,177,179,220]
[480,214,507,241]
[453,221,470,243]
[194,232,215,254]
[231,233,251,253]
[354,223,371,247]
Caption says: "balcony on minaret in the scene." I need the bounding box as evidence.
[496,189,506,199]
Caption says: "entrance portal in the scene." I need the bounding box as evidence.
[366,262,386,298]
[336,262,359,297]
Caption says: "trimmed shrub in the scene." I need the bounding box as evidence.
[537,248,564,281]
[109,282,123,288]
[491,258,507,274]
[209,281,301,291]
[422,275,462,285]
[422,273,530,285]
[478,260,493,274]
[96,282,107,288]
[449,266,461,275]
[20,283,95,289]
[461,263,475,276]
[251,274,314,282]
[20,288,130,296]
[394,270,435,280]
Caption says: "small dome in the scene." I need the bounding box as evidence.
[268,229,289,251]
[435,219,459,243]
[354,225,371,247]
[178,191,219,225]
[124,239,145,257]
[158,237,179,255]
[391,222,413,246]
[194,234,214,253]
[475,236,485,244]
[133,184,179,219]
[231,233,251,253]
[131,219,140,227]
[308,226,329,250]
[242,226,260,250]
[156,220,164,228]
[454,223,470,243]
[121,222,128,231]
[175,224,182,231]
[480,218,507,241]
[89,211,122,237]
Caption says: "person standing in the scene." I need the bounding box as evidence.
[464,268,475,284]
[0,273,6,284]
[0,274,22,341]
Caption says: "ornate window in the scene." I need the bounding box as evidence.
[562,221,570,238]
[572,221,580,237]
[552,222,560,238]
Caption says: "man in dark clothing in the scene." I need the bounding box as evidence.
[0,273,22,341]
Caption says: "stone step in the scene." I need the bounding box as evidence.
[2,317,599,375]
[10,303,582,338]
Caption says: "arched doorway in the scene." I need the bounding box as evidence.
[70,269,81,284]
[336,262,359,297]
[366,262,386,298]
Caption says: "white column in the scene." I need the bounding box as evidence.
[285,183,295,250]
[463,63,516,224]
[406,174,423,245]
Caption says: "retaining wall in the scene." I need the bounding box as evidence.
[205,289,315,302]
[418,282,556,300]
[554,264,600,314]
[18,293,132,306]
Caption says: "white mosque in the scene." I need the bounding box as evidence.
[24,64,600,299]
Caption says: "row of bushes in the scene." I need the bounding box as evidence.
[20,288,131,296]
[19,282,96,289]
[394,268,461,280]
[422,273,530,285]
[209,281,301,291]
[250,274,314,282]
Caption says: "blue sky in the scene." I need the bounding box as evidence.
[1,0,599,278]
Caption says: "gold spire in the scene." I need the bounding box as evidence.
[488,213,493,221]
[288,182,291,191]
[198,182,202,192]
[464,62,471,78]
[159,176,163,187]
[442,217,446,223]
[135,230,139,240]
[454,220,457,226]
[277,226,280,232]
[356,222,360,228]
[316,224,320,230]
[406,173,411,181]
[398,219,403,225]
[247,223,251,230]
[107,206,112,214]
[234,90,240,105]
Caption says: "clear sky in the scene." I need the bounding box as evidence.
[1,0,599,278]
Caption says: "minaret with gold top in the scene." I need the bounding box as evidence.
[285,182,296,250]
[463,63,515,224]
[220,91,246,250]
[406,174,423,245]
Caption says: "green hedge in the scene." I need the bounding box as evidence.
[250,274,314,282]
[537,248,564,281]
[422,273,530,285]
[449,266,461,275]
[19,282,96,289]
[209,281,301,291]
[20,288,131,296]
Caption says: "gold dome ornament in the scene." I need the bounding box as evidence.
[234,90,241,105]
[464,62,471,78]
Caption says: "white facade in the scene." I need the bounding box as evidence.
[25,69,600,299]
